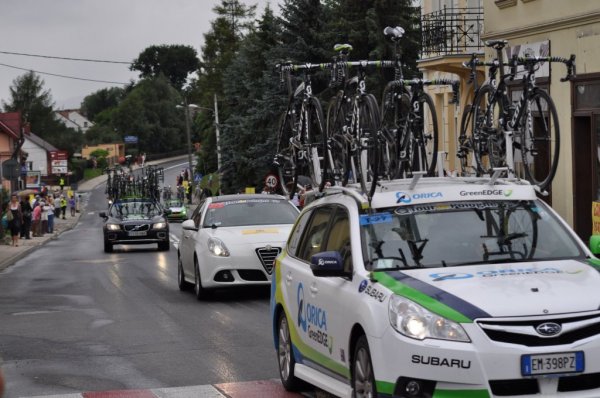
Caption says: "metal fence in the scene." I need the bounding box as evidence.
[421,6,484,57]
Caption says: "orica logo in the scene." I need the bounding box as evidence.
[397,191,443,204]
[297,283,307,332]
[396,192,411,204]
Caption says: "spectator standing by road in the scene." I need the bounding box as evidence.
[40,200,48,235]
[59,176,65,191]
[46,197,55,234]
[7,194,23,247]
[69,195,76,216]
[59,195,67,219]
[19,196,32,240]
[31,201,42,237]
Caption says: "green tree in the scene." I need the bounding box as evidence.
[111,75,186,155]
[3,71,82,156]
[80,87,125,122]
[130,44,200,91]
[192,0,257,177]
[219,5,281,193]
[2,71,54,129]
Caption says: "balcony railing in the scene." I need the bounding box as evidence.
[421,6,484,58]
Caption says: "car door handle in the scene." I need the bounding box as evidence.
[285,273,293,285]
[309,284,318,295]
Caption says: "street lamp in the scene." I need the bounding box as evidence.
[176,100,198,200]
[191,94,221,172]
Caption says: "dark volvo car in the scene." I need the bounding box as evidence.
[100,198,170,252]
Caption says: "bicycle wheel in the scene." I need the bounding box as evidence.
[472,85,505,176]
[304,97,328,191]
[275,111,298,199]
[326,93,351,186]
[515,88,560,191]
[356,94,381,197]
[406,92,439,176]
[381,83,411,179]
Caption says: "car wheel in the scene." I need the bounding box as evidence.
[178,256,192,291]
[194,257,210,300]
[104,240,113,253]
[278,311,303,391]
[158,241,170,251]
[352,335,376,398]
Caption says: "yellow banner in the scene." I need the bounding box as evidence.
[592,202,600,235]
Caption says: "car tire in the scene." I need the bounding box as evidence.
[158,241,170,251]
[277,311,304,391]
[352,335,376,398]
[104,240,113,253]
[178,256,192,291]
[194,257,210,300]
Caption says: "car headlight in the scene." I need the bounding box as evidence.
[106,223,121,231]
[388,295,470,342]
[208,237,230,257]
[153,222,167,229]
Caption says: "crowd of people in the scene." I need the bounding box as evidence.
[1,189,79,246]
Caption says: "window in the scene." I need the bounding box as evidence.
[287,209,312,257]
[297,207,331,263]
[192,201,206,227]
[323,208,352,272]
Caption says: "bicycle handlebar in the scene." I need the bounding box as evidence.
[390,78,460,104]
[510,54,576,82]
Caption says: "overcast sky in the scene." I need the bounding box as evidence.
[0,0,275,110]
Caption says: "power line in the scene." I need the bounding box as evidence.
[0,62,130,85]
[0,50,132,65]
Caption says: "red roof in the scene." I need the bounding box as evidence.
[0,112,21,139]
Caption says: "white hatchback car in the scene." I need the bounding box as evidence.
[178,194,299,299]
[271,176,600,398]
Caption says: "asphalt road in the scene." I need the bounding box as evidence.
[0,159,294,397]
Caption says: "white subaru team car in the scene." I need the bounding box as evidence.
[178,194,299,299]
[270,176,600,398]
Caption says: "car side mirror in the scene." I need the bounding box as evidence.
[310,251,348,277]
[99,212,107,219]
[589,235,600,256]
[182,219,198,231]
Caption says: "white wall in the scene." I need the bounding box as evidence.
[22,138,48,176]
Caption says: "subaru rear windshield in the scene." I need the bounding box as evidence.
[203,199,298,227]
[360,200,585,270]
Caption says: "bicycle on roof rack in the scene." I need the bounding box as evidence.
[377,26,458,184]
[325,44,384,197]
[273,61,329,199]
[459,39,575,192]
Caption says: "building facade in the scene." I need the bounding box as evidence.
[482,0,600,240]
[55,109,93,134]
[419,0,600,240]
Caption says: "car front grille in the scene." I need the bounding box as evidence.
[477,312,600,347]
[124,224,150,232]
[256,247,281,275]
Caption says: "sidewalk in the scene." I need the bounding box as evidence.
[0,155,188,273]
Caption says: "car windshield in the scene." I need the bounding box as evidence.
[361,200,585,270]
[203,198,298,227]
[109,200,162,218]
[166,200,184,208]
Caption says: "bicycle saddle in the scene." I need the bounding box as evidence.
[485,39,508,50]
[334,43,353,54]
[384,26,405,41]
